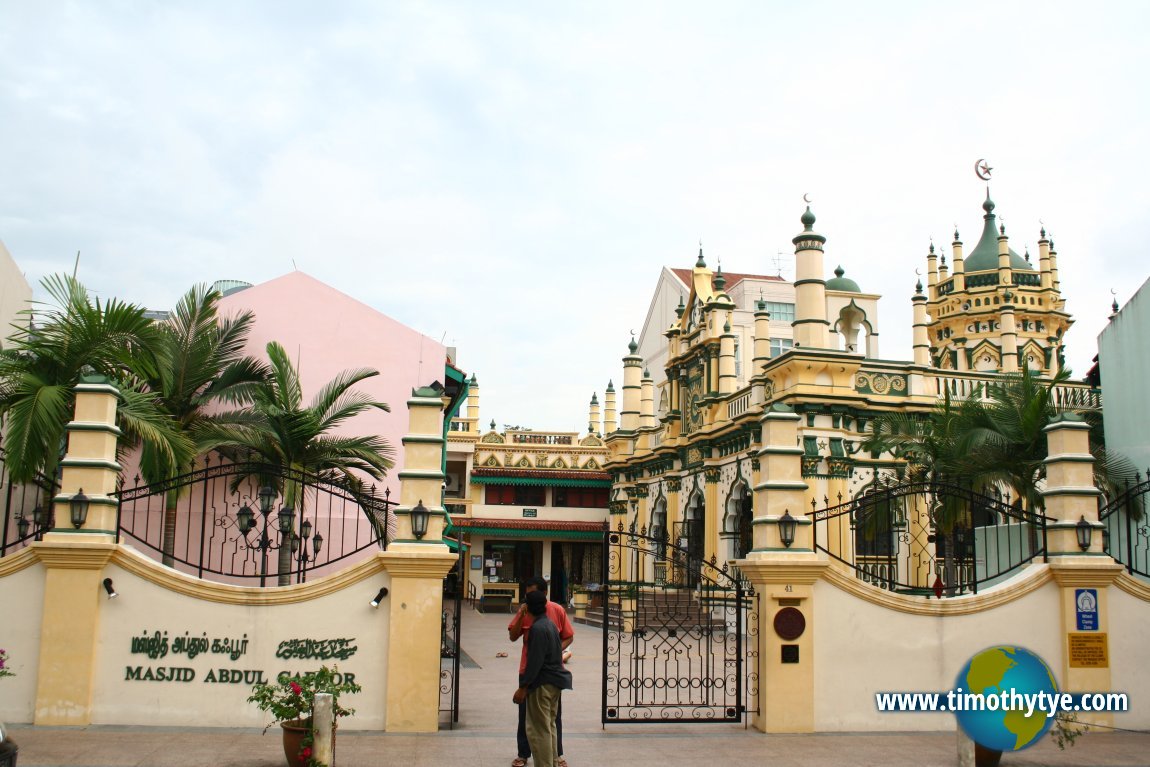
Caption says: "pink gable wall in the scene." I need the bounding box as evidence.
[218,271,448,498]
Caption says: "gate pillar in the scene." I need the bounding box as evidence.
[736,402,827,733]
[33,376,122,724]
[1043,413,1122,731]
[381,386,457,732]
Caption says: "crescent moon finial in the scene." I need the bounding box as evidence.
[802,193,812,204]
[915,268,922,276]
[629,328,637,336]
[975,159,993,181]
[1110,289,1118,298]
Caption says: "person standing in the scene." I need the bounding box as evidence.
[512,589,572,767]
[509,576,573,767]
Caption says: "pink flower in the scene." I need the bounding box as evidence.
[290,681,302,695]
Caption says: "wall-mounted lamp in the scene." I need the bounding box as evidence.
[370,587,389,608]
[70,489,91,529]
[16,513,30,538]
[778,509,797,549]
[1076,515,1093,552]
[411,500,430,540]
[31,504,45,527]
[103,577,118,599]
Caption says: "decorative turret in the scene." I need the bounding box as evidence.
[939,253,949,282]
[603,380,617,434]
[825,265,861,293]
[927,241,939,297]
[950,229,963,292]
[718,318,737,394]
[620,336,642,431]
[640,369,656,428]
[1038,226,1053,290]
[753,295,773,373]
[792,205,829,349]
[997,217,1014,288]
[466,374,480,420]
[912,279,931,367]
[588,392,600,435]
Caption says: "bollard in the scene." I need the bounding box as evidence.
[313,693,334,766]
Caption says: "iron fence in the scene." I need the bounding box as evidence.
[1100,472,1150,579]
[0,446,60,558]
[811,478,1049,596]
[115,454,394,585]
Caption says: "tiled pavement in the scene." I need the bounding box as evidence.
[6,608,1148,766]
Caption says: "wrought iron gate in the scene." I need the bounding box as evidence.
[1100,472,1150,579]
[439,549,463,727]
[601,524,758,724]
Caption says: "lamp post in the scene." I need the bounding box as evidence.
[292,517,323,584]
[235,486,295,587]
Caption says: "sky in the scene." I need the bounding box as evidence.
[2,1,1149,432]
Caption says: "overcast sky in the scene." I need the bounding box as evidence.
[2,2,1148,432]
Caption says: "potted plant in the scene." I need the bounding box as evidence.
[248,665,361,767]
[0,648,17,767]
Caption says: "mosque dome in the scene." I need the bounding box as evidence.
[962,195,1034,273]
[825,265,861,293]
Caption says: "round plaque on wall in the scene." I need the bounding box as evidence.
[773,606,806,641]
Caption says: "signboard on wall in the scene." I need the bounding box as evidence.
[522,508,537,517]
[1075,588,1098,631]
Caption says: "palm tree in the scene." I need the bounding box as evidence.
[139,285,270,566]
[0,274,191,511]
[227,341,394,584]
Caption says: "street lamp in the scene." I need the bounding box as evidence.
[411,499,430,540]
[293,517,322,584]
[1076,515,1093,552]
[70,489,91,529]
[778,509,797,549]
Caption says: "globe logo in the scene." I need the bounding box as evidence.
[955,646,1058,752]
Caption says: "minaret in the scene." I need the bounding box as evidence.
[588,393,600,435]
[792,206,829,349]
[640,369,656,429]
[997,218,1013,289]
[952,228,966,293]
[926,241,939,299]
[466,374,480,420]
[718,319,737,394]
[603,380,617,434]
[1049,238,1060,292]
[1038,226,1052,290]
[1000,291,1019,372]
[753,295,772,372]
[912,279,931,367]
[621,337,642,431]
[939,253,949,282]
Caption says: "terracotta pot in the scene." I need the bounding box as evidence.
[280,720,337,767]
[974,744,1003,767]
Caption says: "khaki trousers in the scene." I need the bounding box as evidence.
[525,684,561,767]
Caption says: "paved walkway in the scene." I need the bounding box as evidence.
[7,607,1149,766]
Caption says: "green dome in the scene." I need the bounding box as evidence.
[825,265,861,292]
[963,195,1034,273]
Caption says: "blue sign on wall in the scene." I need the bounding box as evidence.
[1076,588,1098,631]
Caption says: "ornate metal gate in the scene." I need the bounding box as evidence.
[1100,472,1150,579]
[439,549,463,727]
[601,524,758,724]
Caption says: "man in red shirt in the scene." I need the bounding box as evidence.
[508,576,573,767]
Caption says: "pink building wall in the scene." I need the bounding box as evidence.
[218,271,449,500]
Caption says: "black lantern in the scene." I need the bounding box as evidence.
[1076,515,1093,552]
[411,499,430,540]
[300,518,313,541]
[70,489,90,529]
[236,505,255,536]
[277,506,296,535]
[290,532,300,554]
[778,509,797,549]
[258,484,277,515]
[17,514,30,539]
[31,505,45,527]
[313,532,323,556]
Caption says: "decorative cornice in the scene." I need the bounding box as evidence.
[735,556,828,585]
[1047,560,1125,588]
[378,550,459,579]
[1114,571,1150,602]
[31,541,116,570]
[0,546,40,577]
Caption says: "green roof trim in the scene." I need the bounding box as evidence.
[470,475,611,488]
[456,526,603,541]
